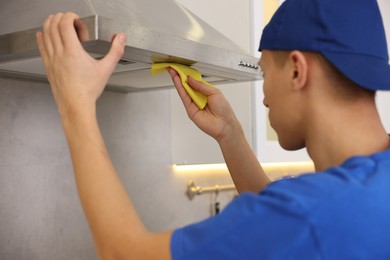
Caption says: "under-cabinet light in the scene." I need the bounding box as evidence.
[172,163,228,172]
[173,161,314,173]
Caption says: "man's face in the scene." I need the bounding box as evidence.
[259,51,305,151]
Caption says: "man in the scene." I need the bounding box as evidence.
[36,0,390,259]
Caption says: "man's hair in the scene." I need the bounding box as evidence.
[314,53,376,100]
[270,51,375,100]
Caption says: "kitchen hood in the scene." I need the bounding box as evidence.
[0,0,262,91]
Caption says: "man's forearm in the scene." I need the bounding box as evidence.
[61,107,144,254]
[60,106,171,259]
[218,121,270,194]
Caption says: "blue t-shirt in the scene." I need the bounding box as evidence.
[171,149,390,259]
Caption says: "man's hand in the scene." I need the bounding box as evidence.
[36,12,126,116]
[167,67,241,143]
[168,67,270,193]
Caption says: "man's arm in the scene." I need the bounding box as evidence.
[168,69,270,193]
[37,12,171,259]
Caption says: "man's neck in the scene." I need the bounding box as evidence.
[305,101,390,172]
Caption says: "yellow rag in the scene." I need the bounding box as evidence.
[151,63,216,109]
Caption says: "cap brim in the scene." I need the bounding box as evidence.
[321,51,390,91]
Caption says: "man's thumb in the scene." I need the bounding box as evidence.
[101,33,126,72]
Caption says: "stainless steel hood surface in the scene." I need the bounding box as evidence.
[0,0,262,90]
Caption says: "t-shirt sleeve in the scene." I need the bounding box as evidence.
[171,182,321,260]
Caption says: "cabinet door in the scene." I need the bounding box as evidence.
[251,0,311,163]
[377,0,390,133]
[171,82,253,165]
[377,92,390,133]
[171,0,253,165]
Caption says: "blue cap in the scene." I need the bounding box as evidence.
[259,0,390,91]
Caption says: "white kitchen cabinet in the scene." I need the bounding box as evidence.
[377,0,390,133]
[171,81,253,165]
[171,0,253,165]
[377,92,390,133]
[251,0,311,163]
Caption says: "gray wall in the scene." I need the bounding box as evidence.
[0,78,235,259]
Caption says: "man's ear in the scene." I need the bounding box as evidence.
[289,50,308,91]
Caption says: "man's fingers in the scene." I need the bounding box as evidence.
[49,13,65,53]
[168,68,194,108]
[75,18,90,42]
[36,31,49,69]
[100,33,126,74]
[58,12,83,51]
[187,76,218,96]
[41,12,82,56]
[168,68,185,96]
[168,68,185,97]
[42,15,54,56]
